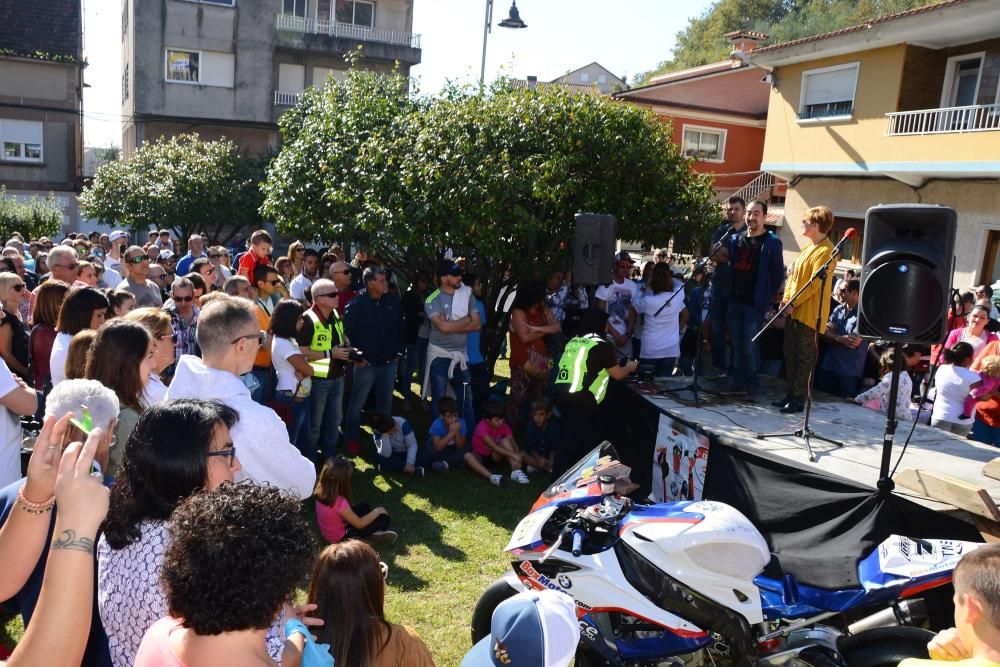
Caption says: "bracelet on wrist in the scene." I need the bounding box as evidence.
[16,487,55,515]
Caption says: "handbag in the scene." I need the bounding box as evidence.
[523,346,553,380]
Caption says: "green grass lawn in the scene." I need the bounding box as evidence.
[5,357,541,666]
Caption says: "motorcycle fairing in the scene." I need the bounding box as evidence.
[755,536,980,619]
[514,550,713,660]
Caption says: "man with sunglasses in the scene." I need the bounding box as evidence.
[28,245,79,324]
[595,251,639,359]
[249,265,282,404]
[328,260,356,316]
[297,277,353,461]
[166,278,200,363]
[116,245,162,307]
[166,297,316,497]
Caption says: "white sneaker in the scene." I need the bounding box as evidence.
[525,465,539,474]
[511,469,530,484]
[489,474,504,487]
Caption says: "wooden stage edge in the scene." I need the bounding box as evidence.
[629,375,1000,541]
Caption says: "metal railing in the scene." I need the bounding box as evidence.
[276,13,421,49]
[729,172,776,204]
[273,90,301,106]
[886,103,1000,135]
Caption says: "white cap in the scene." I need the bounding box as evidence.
[109,230,128,242]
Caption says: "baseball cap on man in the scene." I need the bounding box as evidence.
[461,590,580,667]
[615,250,635,265]
[109,230,128,243]
[438,259,464,277]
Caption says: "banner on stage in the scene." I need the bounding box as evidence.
[651,414,709,503]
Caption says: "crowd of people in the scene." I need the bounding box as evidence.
[0,216,998,666]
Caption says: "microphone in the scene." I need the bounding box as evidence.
[832,227,858,258]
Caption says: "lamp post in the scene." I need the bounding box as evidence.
[480,0,527,85]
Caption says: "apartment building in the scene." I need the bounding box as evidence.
[122,0,421,158]
[751,0,1000,276]
[0,0,84,229]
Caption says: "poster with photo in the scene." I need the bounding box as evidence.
[650,414,710,503]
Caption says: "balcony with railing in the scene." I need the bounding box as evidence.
[275,13,422,63]
[274,90,302,106]
[886,104,1000,136]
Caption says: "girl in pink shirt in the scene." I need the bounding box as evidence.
[471,400,530,485]
[314,457,396,545]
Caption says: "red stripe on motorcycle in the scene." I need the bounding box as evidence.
[900,575,952,598]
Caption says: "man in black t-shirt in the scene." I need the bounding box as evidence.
[706,196,746,377]
[720,201,784,398]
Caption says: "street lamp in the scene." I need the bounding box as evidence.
[480,0,527,85]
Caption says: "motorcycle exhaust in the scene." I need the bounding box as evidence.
[847,599,927,634]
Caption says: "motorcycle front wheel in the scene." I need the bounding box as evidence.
[470,579,520,645]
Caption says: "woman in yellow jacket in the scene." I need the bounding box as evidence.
[774,206,836,414]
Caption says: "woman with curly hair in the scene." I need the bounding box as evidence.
[309,539,435,667]
[97,400,242,667]
[135,483,317,667]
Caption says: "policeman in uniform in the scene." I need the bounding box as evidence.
[551,309,638,478]
[296,278,353,461]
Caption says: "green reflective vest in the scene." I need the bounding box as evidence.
[555,334,610,404]
[304,308,344,379]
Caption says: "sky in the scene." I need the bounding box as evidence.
[81,0,717,148]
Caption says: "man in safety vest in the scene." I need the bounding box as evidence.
[551,309,638,478]
[296,278,354,461]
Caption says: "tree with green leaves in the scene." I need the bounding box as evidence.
[262,70,717,365]
[636,0,943,84]
[0,187,64,241]
[80,134,269,245]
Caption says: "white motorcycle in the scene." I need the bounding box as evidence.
[471,442,978,667]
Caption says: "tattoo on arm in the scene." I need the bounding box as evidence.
[52,529,95,554]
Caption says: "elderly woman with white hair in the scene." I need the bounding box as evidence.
[44,378,120,477]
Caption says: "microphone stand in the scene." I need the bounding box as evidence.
[661,229,736,407]
[752,236,852,462]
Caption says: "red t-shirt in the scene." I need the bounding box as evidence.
[315,496,350,542]
[472,419,513,457]
[238,251,269,281]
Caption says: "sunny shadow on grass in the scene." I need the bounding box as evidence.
[5,359,538,666]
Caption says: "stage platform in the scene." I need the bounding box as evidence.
[630,375,1000,530]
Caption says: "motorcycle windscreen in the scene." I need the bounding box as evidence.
[542,441,619,501]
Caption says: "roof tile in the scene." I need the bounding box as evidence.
[0,0,82,61]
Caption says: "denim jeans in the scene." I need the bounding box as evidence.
[971,418,1000,447]
[309,376,344,460]
[709,287,731,371]
[639,357,677,377]
[469,362,490,423]
[273,391,313,463]
[428,357,476,429]
[249,366,272,405]
[346,360,398,442]
[727,302,763,393]
[397,341,426,401]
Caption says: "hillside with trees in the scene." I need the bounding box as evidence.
[636,0,942,84]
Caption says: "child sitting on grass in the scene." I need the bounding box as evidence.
[899,542,1000,666]
[421,396,505,487]
[372,413,423,477]
[314,457,397,546]
[522,397,561,473]
[471,400,530,485]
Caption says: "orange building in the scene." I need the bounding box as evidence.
[615,32,780,210]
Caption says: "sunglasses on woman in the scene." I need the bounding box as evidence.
[12,284,24,292]
[206,444,237,467]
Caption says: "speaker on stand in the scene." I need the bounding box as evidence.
[573,213,617,286]
[856,204,958,490]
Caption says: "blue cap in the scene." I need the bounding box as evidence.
[462,589,579,667]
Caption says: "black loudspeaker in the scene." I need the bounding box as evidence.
[858,204,957,343]
[573,213,617,286]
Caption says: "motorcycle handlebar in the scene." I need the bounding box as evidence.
[571,529,586,557]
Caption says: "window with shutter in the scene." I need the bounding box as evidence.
[799,62,859,120]
[0,119,43,163]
